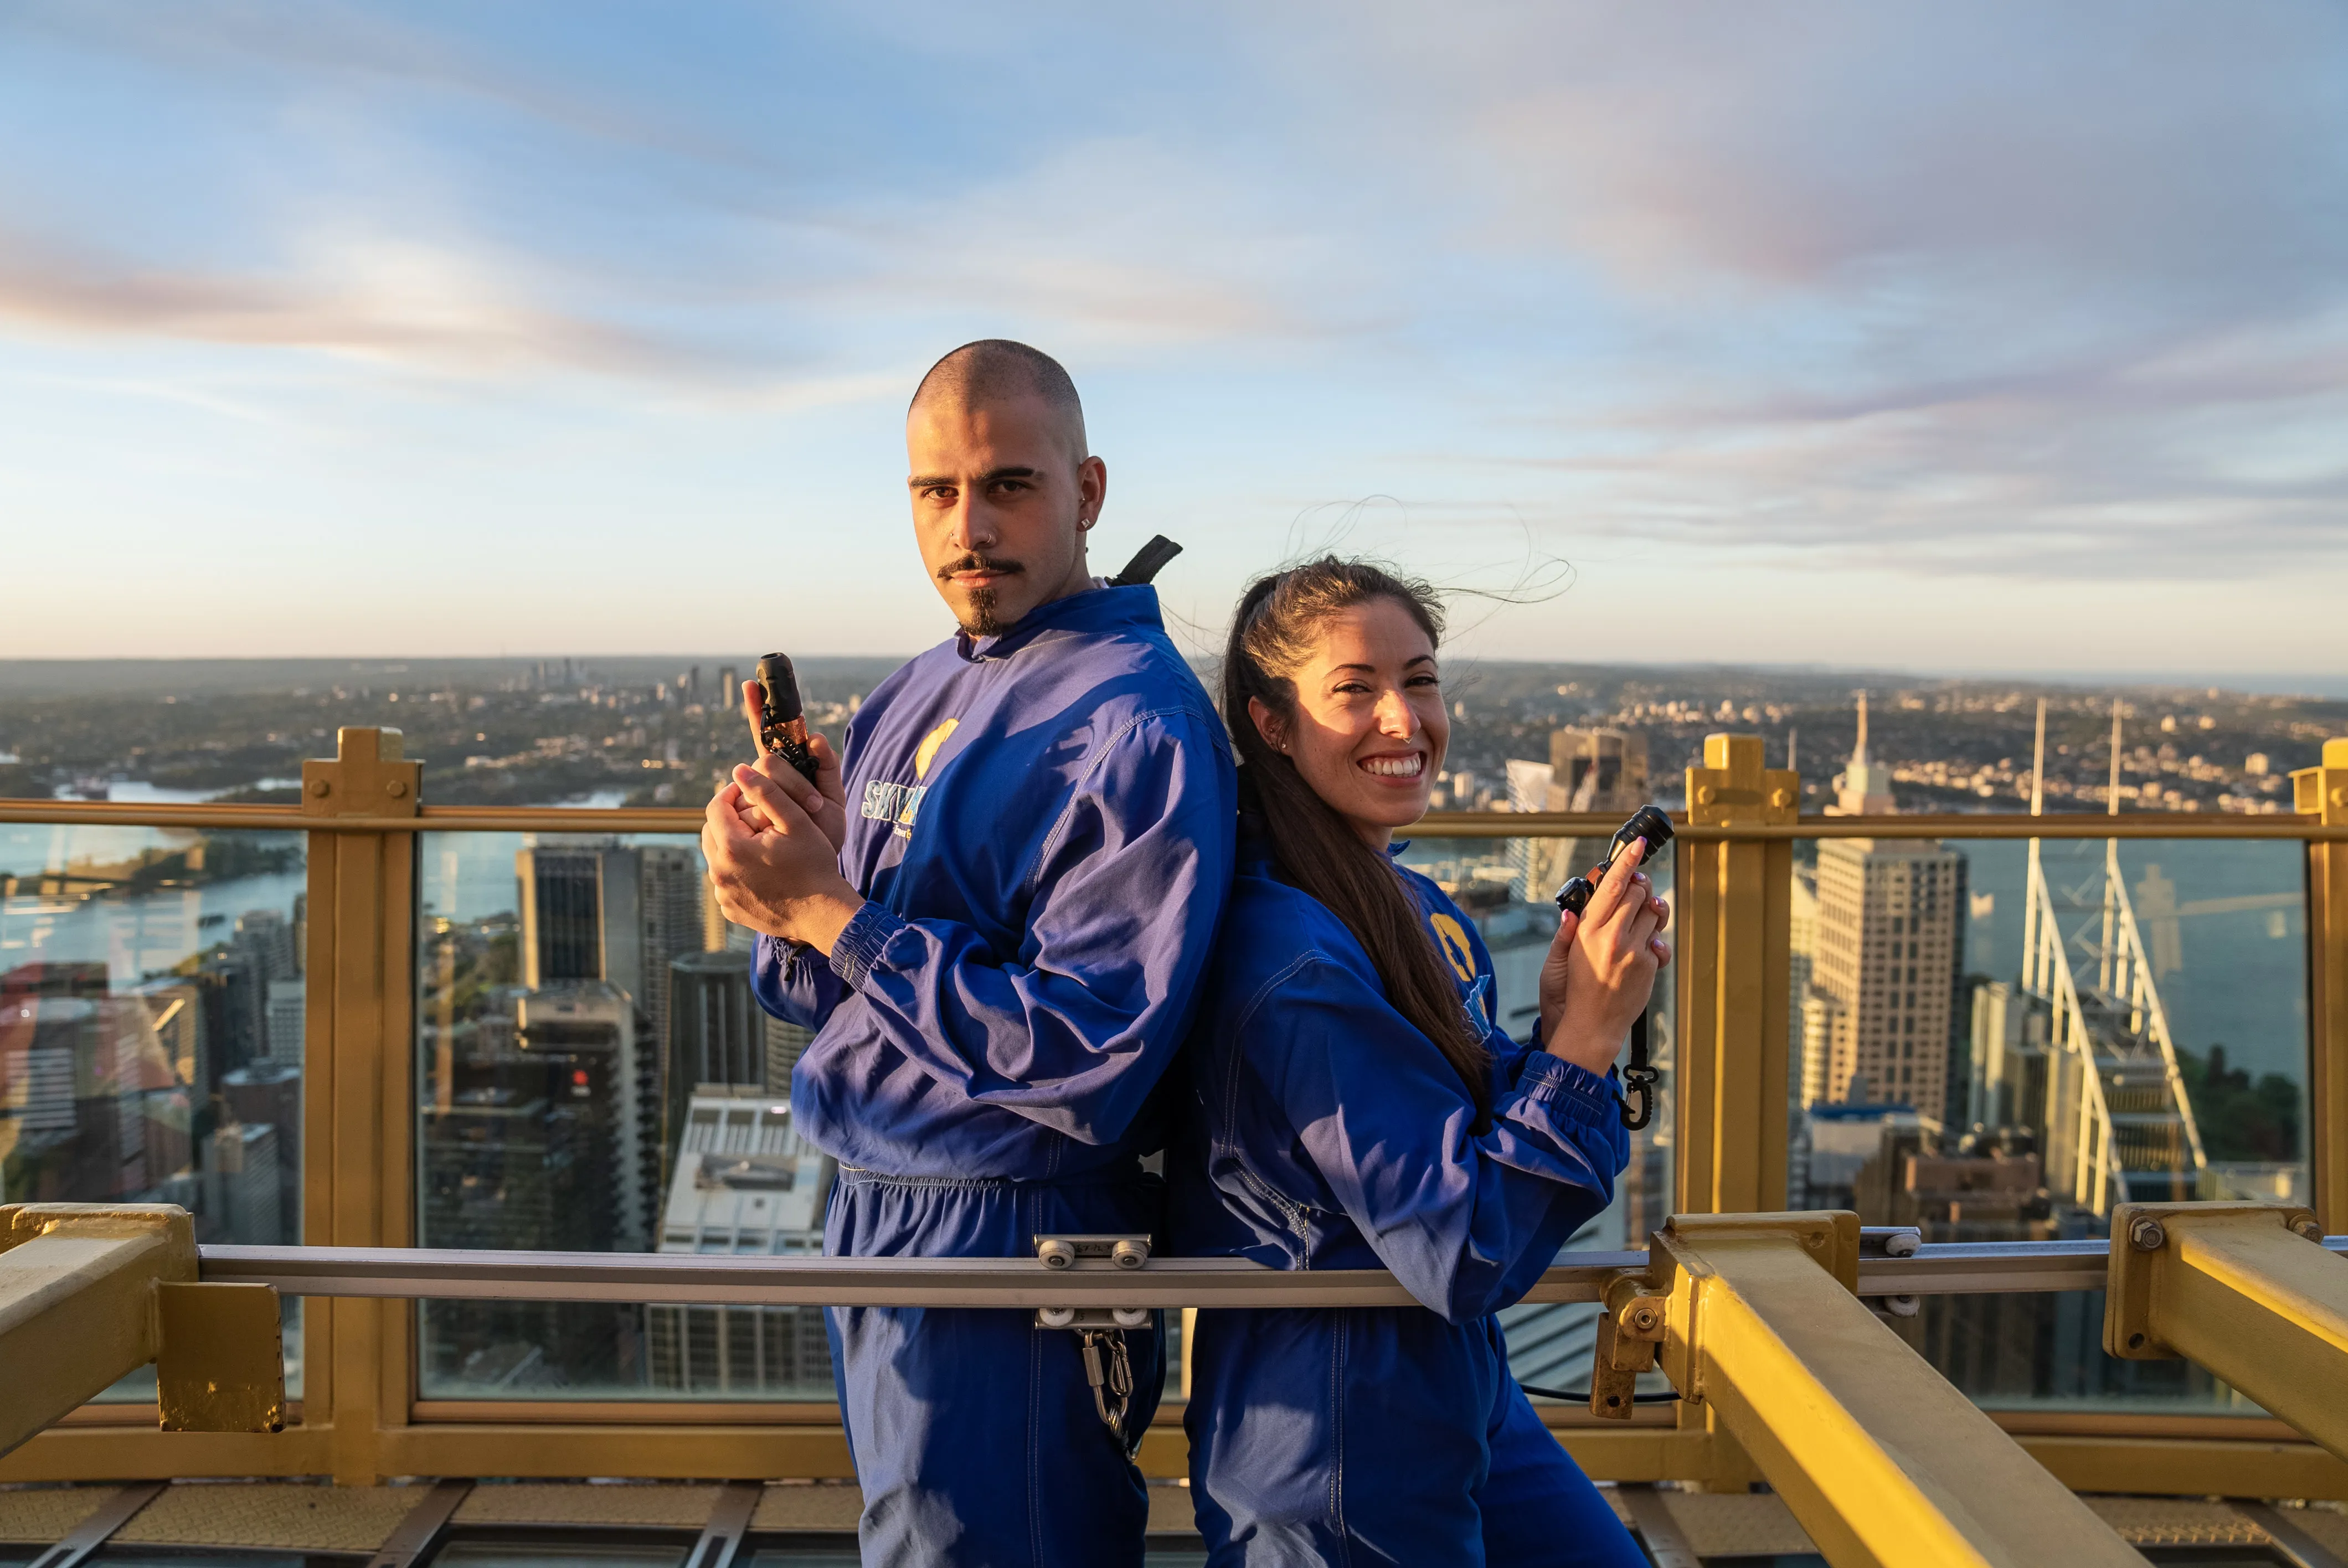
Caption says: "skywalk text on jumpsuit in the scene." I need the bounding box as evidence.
[752,584,1237,1568]
[1168,844,1645,1567]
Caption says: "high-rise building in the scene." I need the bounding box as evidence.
[1809,838,1968,1119]
[234,910,297,989]
[518,843,644,1002]
[665,949,766,1183]
[516,981,654,1252]
[1789,865,1825,1108]
[639,845,706,1071]
[646,1087,835,1396]
[205,1121,284,1246]
[1503,760,1570,903]
[1548,728,1649,813]
[1829,692,1897,817]
[265,980,305,1065]
[708,900,813,1092]
[220,1060,302,1242]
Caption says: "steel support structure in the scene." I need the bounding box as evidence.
[2299,740,2348,1234]
[0,1205,282,1459]
[4,729,2347,1504]
[1645,1213,2146,1568]
[2107,1202,2348,1462]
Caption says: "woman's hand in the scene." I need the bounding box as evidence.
[1541,839,1673,1075]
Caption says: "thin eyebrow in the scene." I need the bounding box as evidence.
[1327,656,1438,674]
[906,466,1042,491]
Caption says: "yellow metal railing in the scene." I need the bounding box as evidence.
[0,727,2342,1507]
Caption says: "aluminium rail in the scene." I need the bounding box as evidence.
[0,798,2339,840]
[195,1232,2348,1308]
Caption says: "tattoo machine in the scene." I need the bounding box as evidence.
[751,653,821,786]
[1555,804,1676,1131]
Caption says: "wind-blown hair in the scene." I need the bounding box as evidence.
[1224,557,1491,1119]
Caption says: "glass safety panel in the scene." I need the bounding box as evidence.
[1783,833,2311,1416]
[0,822,307,1399]
[1398,832,1674,1403]
[416,832,834,1401]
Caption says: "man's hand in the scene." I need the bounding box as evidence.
[740,679,849,851]
[1539,838,1673,1074]
[703,766,864,955]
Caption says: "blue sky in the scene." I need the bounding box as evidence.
[2,2,2344,677]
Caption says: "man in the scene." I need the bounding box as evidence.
[703,340,1237,1565]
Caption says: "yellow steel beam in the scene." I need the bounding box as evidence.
[2297,739,2348,1232]
[2105,1201,2348,1462]
[0,1205,194,1457]
[1,1205,286,1458]
[1648,1212,2147,1568]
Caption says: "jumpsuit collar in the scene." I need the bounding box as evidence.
[952,581,1163,663]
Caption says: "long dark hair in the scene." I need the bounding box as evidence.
[1224,557,1492,1118]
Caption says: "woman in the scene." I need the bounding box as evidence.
[1171,558,1667,1566]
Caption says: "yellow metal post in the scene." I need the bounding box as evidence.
[1678,735,1798,1215]
[1647,1211,2148,1568]
[2104,1201,2348,1462]
[2298,739,2348,1233]
[302,727,423,1484]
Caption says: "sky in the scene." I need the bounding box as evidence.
[1,2,2344,679]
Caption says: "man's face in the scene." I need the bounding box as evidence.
[907,394,1106,636]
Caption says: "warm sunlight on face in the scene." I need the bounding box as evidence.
[905,394,1105,637]
[1251,597,1449,848]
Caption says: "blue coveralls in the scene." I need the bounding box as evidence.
[751,583,1237,1567]
[1168,842,1645,1567]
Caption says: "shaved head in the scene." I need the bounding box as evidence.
[904,338,1107,637]
[910,339,1088,462]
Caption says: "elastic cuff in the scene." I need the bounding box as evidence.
[827,902,904,990]
[1514,1051,1621,1123]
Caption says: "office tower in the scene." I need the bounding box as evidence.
[194,951,265,1086]
[265,981,305,1065]
[1810,838,1968,1121]
[639,845,705,1070]
[647,1086,836,1395]
[1830,693,1897,816]
[1503,760,1571,903]
[1789,865,1825,1108]
[1548,729,1649,813]
[518,843,644,1003]
[0,992,181,1207]
[205,1121,283,1246]
[703,898,813,1089]
[220,1060,302,1242]
[665,949,766,1183]
[234,910,297,988]
[517,981,653,1252]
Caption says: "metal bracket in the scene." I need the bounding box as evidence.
[1033,1234,1151,1271]
[2105,1200,2323,1360]
[1588,1271,1667,1420]
[157,1280,286,1432]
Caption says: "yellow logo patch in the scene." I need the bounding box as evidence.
[1429,912,1476,983]
[914,719,960,781]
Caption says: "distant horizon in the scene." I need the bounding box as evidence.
[2,651,2340,703]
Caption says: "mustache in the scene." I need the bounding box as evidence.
[938,554,1024,581]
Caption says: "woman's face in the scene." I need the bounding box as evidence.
[1250,597,1450,847]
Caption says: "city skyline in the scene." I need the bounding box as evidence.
[2,4,2344,674]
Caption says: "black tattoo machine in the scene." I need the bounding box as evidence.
[751,653,821,787]
[1555,805,1675,1131]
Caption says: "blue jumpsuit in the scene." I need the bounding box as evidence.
[752,584,1237,1566]
[1168,843,1644,1567]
